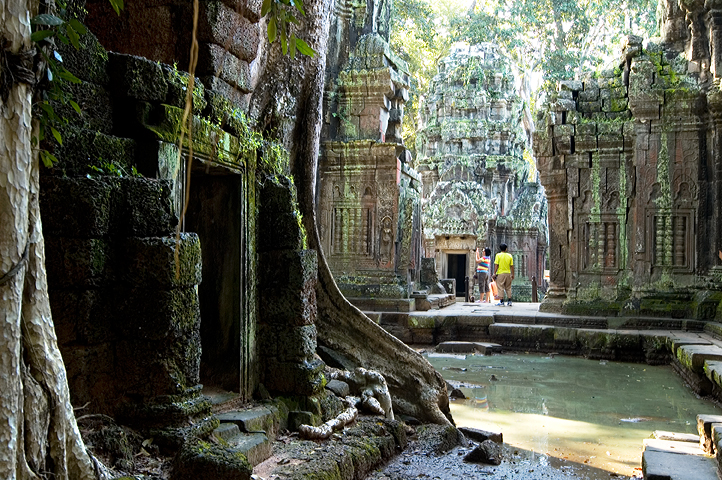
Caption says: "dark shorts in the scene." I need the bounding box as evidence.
[477,271,489,293]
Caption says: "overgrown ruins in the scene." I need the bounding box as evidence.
[533,0,722,318]
[417,44,548,301]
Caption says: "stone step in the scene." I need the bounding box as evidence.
[213,422,241,442]
[216,406,278,440]
[668,335,713,355]
[228,432,271,467]
[697,414,722,454]
[703,361,722,392]
[642,446,717,480]
[653,430,699,443]
[677,345,722,374]
[436,341,502,354]
[643,439,707,456]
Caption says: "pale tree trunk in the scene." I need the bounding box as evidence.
[0,0,98,478]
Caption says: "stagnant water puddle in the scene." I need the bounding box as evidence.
[426,352,721,477]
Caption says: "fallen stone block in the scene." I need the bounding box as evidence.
[459,426,503,444]
[464,439,503,465]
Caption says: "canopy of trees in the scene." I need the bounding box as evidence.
[391,0,659,142]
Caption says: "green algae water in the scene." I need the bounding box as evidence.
[426,352,721,477]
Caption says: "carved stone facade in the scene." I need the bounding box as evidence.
[318,2,422,311]
[534,1,722,317]
[417,44,548,300]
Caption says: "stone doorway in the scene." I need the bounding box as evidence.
[447,253,468,296]
[185,165,256,399]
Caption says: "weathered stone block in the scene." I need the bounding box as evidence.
[258,177,305,251]
[201,75,251,111]
[575,135,598,152]
[51,289,116,344]
[171,437,252,480]
[63,343,117,412]
[258,250,318,326]
[45,237,112,288]
[56,31,110,86]
[194,1,260,63]
[116,338,201,397]
[597,134,623,151]
[162,64,207,114]
[121,234,202,288]
[121,178,177,236]
[53,80,113,133]
[603,97,628,112]
[578,101,601,113]
[49,126,136,177]
[197,43,252,93]
[560,80,583,92]
[262,358,325,396]
[109,52,168,101]
[40,176,120,238]
[576,123,597,135]
[257,324,317,362]
[553,124,575,136]
[116,287,201,342]
[553,136,573,155]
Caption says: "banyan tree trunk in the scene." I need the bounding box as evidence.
[267,0,453,426]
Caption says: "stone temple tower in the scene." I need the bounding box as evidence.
[416,44,548,300]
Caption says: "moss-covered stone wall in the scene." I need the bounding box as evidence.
[534,27,722,319]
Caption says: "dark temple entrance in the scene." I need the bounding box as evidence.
[447,253,467,296]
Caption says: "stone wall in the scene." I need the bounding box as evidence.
[533,2,722,318]
[42,35,218,445]
[417,44,548,301]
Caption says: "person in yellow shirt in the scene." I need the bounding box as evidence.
[493,243,514,306]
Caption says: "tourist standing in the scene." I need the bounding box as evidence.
[475,247,492,302]
[493,244,514,306]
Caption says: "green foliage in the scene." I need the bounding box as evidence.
[390,0,453,143]
[450,0,658,83]
[88,159,142,178]
[31,0,122,166]
[261,0,316,58]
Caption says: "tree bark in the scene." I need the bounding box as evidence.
[0,1,98,478]
[254,0,453,426]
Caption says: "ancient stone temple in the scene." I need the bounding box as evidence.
[416,44,548,300]
[533,0,722,317]
[317,1,423,311]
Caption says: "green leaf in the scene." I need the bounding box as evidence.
[39,102,55,117]
[31,30,55,42]
[67,23,80,49]
[57,69,82,84]
[291,0,305,16]
[69,99,82,115]
[261,0,272,17]
[108,0,120,15]
[31,14,63,26]
[39,150,59,167]
[267,17,277,43]
[295,38,315,57]
[51,127,63,145]
[68,18,87,35]
[57,33,70,45]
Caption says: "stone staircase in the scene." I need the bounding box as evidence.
[641,418,722,480]
[210,405,280,467]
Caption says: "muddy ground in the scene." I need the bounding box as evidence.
[366,425,642,480]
